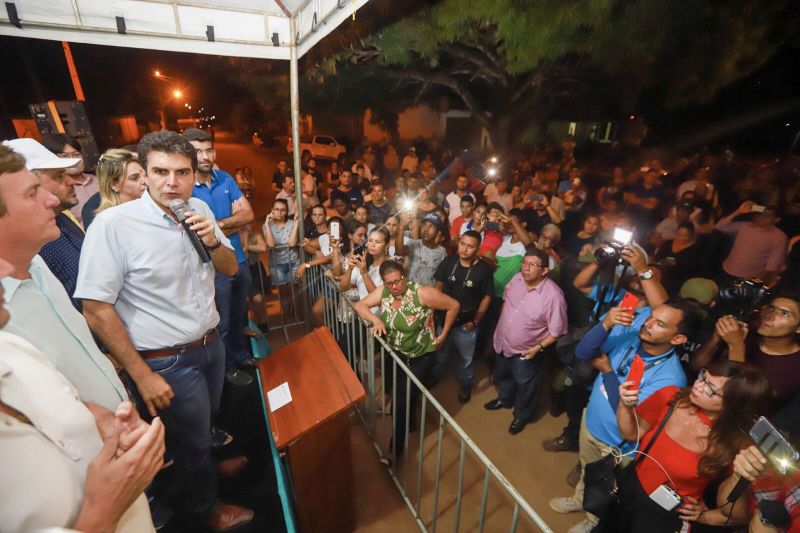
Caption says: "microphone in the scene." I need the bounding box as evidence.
[169,199,212,264]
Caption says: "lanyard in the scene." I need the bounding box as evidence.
[615,346,673,378]
[448,258,477,287]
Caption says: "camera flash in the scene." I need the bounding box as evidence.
[777,457,792,472]
[490,156,498,163]
[403,198,415,211]
[487,167,497,177]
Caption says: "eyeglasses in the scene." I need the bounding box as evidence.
[521,262,544,270]
[697,369,723,398]
[384,277,406,288]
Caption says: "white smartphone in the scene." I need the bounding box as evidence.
[330,221,340,240]
[751,204,766,213]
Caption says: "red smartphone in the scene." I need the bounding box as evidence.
[619,292,639,314]
[626,355,646,390]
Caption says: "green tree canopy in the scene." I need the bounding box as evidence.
[306,0,799,148]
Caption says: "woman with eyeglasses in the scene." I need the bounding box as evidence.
[596,360,772,532]
[353,260,459,460]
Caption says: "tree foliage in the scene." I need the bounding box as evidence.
[306,0,799,147]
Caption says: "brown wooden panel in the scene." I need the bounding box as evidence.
[257,326,366,449]
[287,411,355,533]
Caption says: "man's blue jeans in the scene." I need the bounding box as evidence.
[214,264,252,372]
[434,324,478,386]
[145,332,225,518]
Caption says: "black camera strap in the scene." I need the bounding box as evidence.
[593,263,629,324]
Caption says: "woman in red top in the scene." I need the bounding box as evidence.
[606,360,771,532]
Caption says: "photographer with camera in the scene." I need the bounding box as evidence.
[542,230,667,458]
[715,201,787,289]
[692,294,800,417]
[573,230,667,324]
[549,297,702,533]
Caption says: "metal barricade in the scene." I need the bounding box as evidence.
[265,243,308,343]
[304,265,554,533]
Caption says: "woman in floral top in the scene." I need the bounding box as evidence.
[354,260,459,460]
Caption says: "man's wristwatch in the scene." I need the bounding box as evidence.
[638,268,654,281]
[207,239,222,251]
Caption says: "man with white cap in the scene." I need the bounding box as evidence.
[402,146,419,173]
[0,142,128,412]
[2,138,85,310]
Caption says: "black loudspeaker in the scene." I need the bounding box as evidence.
[29,100,101,171]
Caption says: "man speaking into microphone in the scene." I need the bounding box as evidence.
[75,131,253,530]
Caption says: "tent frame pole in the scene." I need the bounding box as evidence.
[289,16,312,327]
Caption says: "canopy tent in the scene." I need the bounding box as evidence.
[0,0,371,255]
[0,0,368,59]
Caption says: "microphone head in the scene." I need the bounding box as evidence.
[169,199,188,221]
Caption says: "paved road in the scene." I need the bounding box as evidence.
[214,140,284,221]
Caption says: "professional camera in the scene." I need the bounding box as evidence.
[716,278,770,321]
[594,227,634,265]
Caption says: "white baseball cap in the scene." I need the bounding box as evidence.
[2,138,81,170]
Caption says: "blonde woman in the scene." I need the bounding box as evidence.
[84,149,146,227]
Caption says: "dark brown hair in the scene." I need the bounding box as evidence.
[671,360,771,477]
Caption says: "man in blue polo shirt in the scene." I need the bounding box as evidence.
[549,296,701,533]
[185,128,254,385]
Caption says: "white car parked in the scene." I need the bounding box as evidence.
[286,134,347,160]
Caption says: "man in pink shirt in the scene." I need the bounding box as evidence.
[715,201,787,287]
[484,247,567,435]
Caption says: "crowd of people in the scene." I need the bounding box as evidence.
[0,126,798,533]
[281,137,800,532]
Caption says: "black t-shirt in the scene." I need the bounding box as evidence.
[273,170,286,189]
[433,255,494,324]
[330,187,364,209]
[367,201,392,225]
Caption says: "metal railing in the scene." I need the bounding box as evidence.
[302,265,554,533]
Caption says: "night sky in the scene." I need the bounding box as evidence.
[0,34,798,153]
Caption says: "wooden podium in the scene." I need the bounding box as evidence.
[257,326,365,533]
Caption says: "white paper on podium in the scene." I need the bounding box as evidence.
[267,382,293,412]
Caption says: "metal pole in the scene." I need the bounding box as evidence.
[289,16,312,321]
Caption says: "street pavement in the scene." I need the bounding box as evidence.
[214,138,284,221]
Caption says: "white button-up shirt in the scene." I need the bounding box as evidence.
[74,190,232,350]
[1,256,128,411]
[0,331,154,532]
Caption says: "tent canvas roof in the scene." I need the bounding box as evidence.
[0,0,369,60]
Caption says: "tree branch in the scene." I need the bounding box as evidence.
[510,70,542,104]
[369,66,492,126]
[443,43,509,85]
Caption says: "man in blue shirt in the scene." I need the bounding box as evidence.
[185,128,255,386]
[549,296,702,533]
[543,243,665,454]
